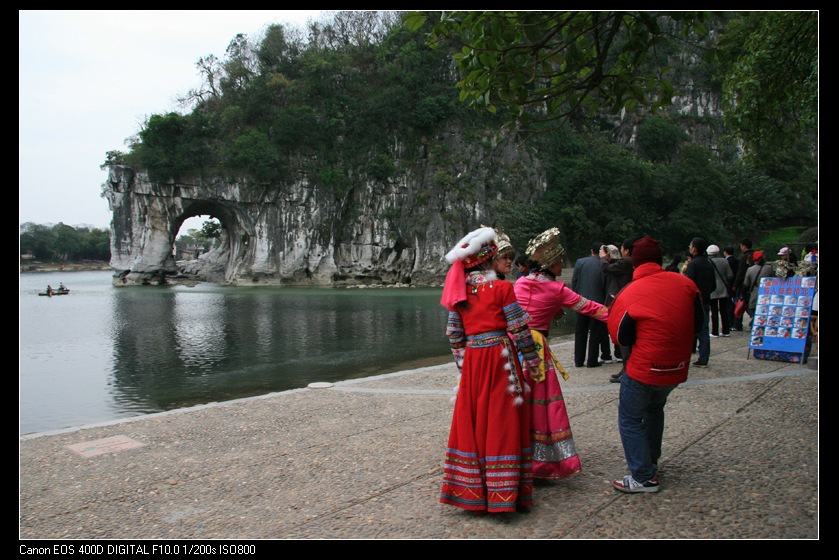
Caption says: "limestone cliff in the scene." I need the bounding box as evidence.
[104,128,546,287]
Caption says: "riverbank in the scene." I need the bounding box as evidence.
[20,331,818,539]
[19,260,111,273]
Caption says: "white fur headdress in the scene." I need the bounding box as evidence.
[445,227,498,265]
[441,226,498,309]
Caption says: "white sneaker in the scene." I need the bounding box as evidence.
[710,334,719,338]
[598,357,614,364]
[612,475,660,493]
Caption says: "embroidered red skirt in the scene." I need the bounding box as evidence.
[440,340,533,512]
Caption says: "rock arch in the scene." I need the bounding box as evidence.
[104,165,339,287]
[103,165,436,288]
[102,132,548,287]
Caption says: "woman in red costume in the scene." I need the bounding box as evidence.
[439,227,542,513]
[514,228,609,481]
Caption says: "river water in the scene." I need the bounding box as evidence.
[19,270,577,435]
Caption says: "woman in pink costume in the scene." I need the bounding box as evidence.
[514,228,609,480]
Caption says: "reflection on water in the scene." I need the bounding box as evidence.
[20,272,453,434]
[20,271,578,435]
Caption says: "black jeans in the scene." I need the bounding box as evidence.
[710,297,731,335]
[575,315,609,366]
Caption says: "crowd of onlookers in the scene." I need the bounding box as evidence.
[437,227,817,513]
[561,236,818,376]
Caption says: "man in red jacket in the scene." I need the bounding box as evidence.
[607,235,703,493]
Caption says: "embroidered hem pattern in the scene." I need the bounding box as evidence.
[440,449,533,512]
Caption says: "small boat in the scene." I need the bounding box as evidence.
[39,288,70,297]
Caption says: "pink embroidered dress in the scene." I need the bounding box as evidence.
[514,271,609,479]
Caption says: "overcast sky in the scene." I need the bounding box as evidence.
[19,10,325,232]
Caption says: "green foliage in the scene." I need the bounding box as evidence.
[636,115,686,163]
[100,150,126,169]
[714,12,818,157]
[273,106,325,152]
[19,223,110,261]
[532,132,661,257]
[117,11,471,187]
[175,230,201,254]
[501,129,811,259]
[201,219,222,240]
[175,223,221,255]
[313,165,352,198]
[433,169,453,187]
[368,154,396,182]
[134,113,189,181]
[411,95,454,131]
[256,24,304,76]
[489,200,558,260]
[757,226,808,257]
[408,10,817,166]
[717,159,785,236]
[797,227,818,245]
[132,112,217,182]
[19,223,56,260]
[747,136,818,224]
[405,11,712,131]
[223,129,281,182]
[655,144,731,252]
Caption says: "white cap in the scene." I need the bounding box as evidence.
[707,244,720,256]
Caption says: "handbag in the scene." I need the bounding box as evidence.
[733,297,747,318]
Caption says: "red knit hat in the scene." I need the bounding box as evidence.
[631,235,663,267]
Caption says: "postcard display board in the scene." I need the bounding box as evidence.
[748,276,817,363]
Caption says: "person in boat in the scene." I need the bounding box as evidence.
[46,285,53,296]
[59,282,66,291]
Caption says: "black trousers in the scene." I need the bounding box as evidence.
[710,297,731,336]
[575,315,609,366]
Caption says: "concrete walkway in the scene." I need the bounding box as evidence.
[19,331,818,540]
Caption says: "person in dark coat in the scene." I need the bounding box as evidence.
[731,239,754,331]
[724,246,740,327]
[571,242,609,367]
[601,237,637,382]
[684,237,716,367]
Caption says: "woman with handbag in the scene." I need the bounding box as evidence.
[731,239,755,331]
[733,295,747,321]
[742,251,775,329]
